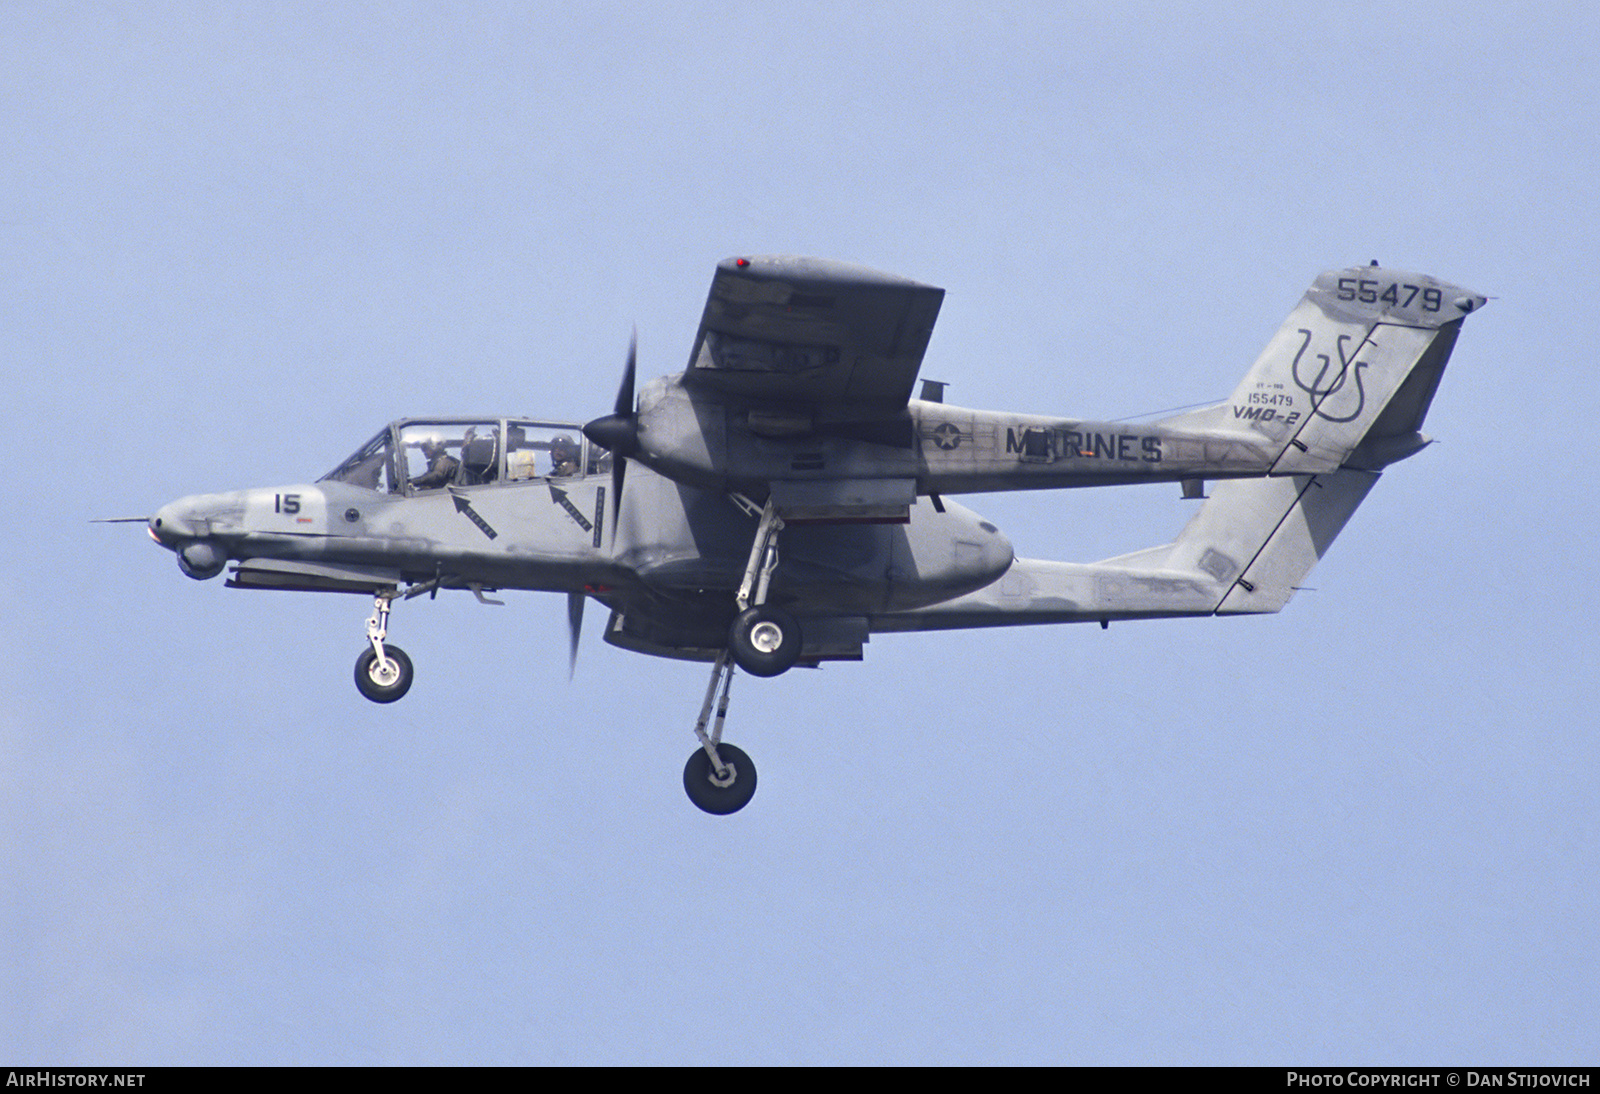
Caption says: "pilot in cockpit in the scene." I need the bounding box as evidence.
[410,439,459,490]
[549,435,580,478]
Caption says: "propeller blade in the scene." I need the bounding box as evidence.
[615,326,636,417]
[609,451,626,544]
[583,328,642,545]
[583,332,642,459]
[610,328,636,538]
[567,591,584,680]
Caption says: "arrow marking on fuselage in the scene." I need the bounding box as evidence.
[448,490,499,540]
[548,484,594,533]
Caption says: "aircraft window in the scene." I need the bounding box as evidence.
[398,422,502,491]
[321,429,395,493]
[505,422,591,480]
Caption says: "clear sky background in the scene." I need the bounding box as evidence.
[5,1,1596,1065]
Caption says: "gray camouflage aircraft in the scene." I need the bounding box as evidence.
[132,256,1485,814]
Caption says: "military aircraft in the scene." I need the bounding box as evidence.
[131,256,1485,814]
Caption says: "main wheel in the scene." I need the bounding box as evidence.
[683,743,758,815]
[728,606,801,677]
[354,645,413,703]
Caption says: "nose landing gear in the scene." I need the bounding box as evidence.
[355,590,413,703]
[346,578,500,704]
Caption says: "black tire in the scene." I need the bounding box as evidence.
[727,606,801,677]
[683,743,758,815]
[354,645,413,703]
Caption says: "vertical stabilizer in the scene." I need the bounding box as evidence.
[1172,469,1381,614]
[1162,267,1485,474]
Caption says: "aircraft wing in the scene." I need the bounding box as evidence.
[683,255,945,419]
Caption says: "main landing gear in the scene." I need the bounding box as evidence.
[726,494,800,677]
[684,650,757,814]
[728,605,801,678]
[679,495,798,815]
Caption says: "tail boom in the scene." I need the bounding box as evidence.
[911,267,1484,496]
[876,264,1484,635]
[874,467,1379,631]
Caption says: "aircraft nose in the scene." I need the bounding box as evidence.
[149,499,200,548]
[150,496,232,580]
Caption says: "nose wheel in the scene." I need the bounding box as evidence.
[346,578,497,703]
[355,644,413,703]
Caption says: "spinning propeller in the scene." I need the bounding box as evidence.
[566,591,584,680]
[569,330,643,676]
[582,327,641,535]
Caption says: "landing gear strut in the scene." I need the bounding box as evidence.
[727,495,800,677]
[683,651,757,814]
[355,590,413,703]
[347,578,501,703]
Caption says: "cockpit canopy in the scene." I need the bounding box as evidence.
[321,418,609,494]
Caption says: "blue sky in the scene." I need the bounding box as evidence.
[4,1,1596,1064]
